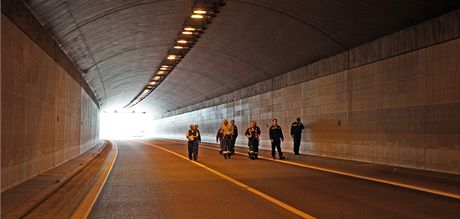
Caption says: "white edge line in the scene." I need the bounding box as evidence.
[71,141,119,219]
[197,145,460,200]
[138,140,316,219]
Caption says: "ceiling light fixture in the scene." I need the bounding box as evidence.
[193,10,207,14]
[124,1,225,109]
[191,14,204,19]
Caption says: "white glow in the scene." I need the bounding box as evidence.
[191,14,204,19]
[193,10,207,14]
[100,111,154,139]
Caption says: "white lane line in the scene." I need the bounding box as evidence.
[137,140,316,219]
[71,141,119,219]
[198,145,460,200]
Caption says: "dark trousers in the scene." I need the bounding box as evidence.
[230,136,237,153]
[248,139,259,157]
[271,139,283,157]
[293,135,301,154]
[222,135,232,152]
[188,141,198,160]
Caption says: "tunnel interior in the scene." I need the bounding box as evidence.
[1,1,460,216]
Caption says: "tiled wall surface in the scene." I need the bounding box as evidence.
[1,15,100,191]
[153,38,460,174]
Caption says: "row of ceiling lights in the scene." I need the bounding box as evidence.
[125,1,225,108]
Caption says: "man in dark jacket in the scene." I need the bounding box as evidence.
[290,118,305,155]
[186,124,199,161]
[230,120,238,154]
[196,124,202,144]
[216,128,223,155]
[269,119,285,160]
[245,120,261,160]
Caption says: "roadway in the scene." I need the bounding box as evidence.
[88,139,460,219]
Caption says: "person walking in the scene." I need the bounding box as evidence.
[216,127,223,155]
[269,119,285,160]
[196,124,202,145]
[245,120,261,160]
[230,120,238,155]
[220,118,234,159]
[185,124,199,161]
[290,118,305,155]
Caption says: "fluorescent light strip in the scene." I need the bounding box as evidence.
[193,10,206,14]
[124,2,225,108]
[191,14,203,19]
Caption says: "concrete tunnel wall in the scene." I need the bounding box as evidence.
[1,15,100,191]
[152,11,460,174]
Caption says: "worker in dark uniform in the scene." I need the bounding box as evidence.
[185,124,199,161]
[196,124,202,145]
[254,121,261,159]
[269,119,285,160]
[245,120,261,160]
[216,127,223,155]
[290,118,305,155]
[220,118,234,159]
[230,120,238,155]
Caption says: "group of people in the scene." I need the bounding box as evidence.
[186,118,305,161]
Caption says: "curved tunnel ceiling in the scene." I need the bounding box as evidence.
[24,0,460,114]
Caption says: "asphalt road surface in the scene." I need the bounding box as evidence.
[89,139,460,219]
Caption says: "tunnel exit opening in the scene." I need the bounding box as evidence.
[100,111,154,139]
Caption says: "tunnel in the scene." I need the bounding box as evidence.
[1,0,460,218]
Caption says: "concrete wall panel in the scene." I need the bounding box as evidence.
[153,37,460,174]
[1,15,100,191]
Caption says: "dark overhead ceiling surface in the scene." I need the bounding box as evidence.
[23,0,460,113]
[24,0,195,110]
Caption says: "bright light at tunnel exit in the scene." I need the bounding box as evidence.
[100,111,154,139]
